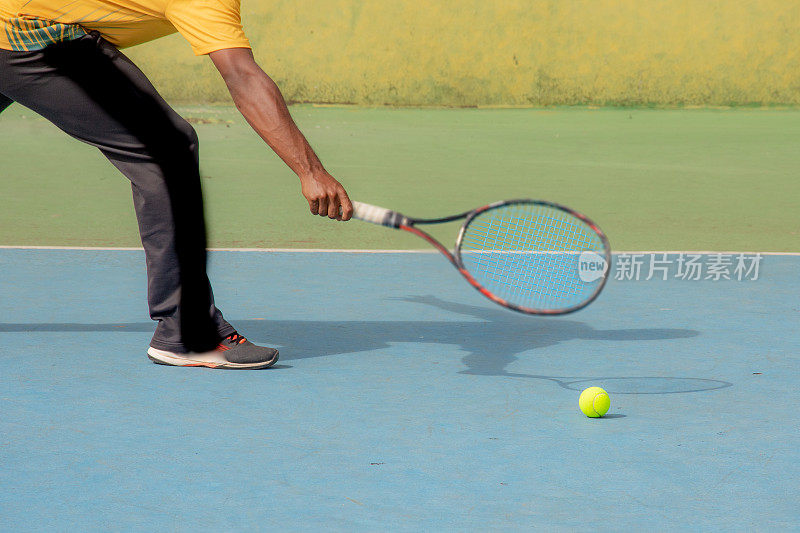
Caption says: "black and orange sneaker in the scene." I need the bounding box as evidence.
[147,333,279,369]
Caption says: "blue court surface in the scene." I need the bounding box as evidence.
[0,249,797,531]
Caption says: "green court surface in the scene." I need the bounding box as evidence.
[1,105,798,251]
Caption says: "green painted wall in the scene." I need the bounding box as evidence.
[126,1,800,106]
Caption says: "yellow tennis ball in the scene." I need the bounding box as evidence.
[579,387,610,418]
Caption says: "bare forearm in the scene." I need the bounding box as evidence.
[224,67,322,179]
[209,48,352,220]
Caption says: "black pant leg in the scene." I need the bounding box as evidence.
[0,34,234,352]
[0,92,12,114]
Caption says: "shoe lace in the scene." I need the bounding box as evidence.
[225,332,247,345]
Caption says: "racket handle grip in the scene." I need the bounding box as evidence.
[351,201,409,228]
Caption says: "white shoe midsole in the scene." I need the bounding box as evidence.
[147,346,228,366]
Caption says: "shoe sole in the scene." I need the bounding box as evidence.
[147,347,279,370]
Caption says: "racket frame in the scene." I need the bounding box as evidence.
[452,199,611,315]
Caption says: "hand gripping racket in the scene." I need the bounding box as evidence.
[351,199,610,315]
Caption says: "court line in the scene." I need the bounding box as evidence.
[0,245,798,255]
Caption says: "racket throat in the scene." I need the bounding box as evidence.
[400,225,458,266]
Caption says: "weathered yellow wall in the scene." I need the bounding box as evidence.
[125,0,800,106]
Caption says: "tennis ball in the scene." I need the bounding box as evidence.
[579,387,610,418]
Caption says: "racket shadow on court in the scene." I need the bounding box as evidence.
[383,296,729,395]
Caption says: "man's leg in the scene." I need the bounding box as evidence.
[0,34,233,352]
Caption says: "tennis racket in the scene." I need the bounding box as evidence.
[351,199,610,315]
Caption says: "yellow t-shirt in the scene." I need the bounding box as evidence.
[0,0,250,54]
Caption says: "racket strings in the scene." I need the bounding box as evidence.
[460,203,605,310]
